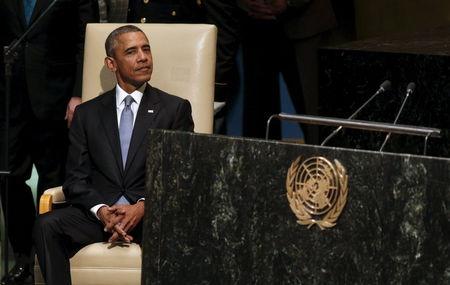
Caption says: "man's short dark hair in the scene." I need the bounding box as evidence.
[105,25,146,57]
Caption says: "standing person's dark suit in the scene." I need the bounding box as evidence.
[97,0,204,23]
[240,0,336,143]
[33,25,194,285]
[0,0,98,283]
[204,0,240,134]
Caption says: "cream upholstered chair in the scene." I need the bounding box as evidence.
[34,23,217,285]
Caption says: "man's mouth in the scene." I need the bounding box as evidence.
[136,66,151,72]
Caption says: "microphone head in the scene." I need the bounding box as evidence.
[407,82,416,93]
[379,80,391,92]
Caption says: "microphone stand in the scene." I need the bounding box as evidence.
[423,134,431,156]
[1,0,60,276]
[266,113,440,154]
[320,80,391,146]
[379,83,415,152]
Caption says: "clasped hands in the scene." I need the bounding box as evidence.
[98,201,145,243]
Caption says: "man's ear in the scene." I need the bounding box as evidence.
[104,56,117,72]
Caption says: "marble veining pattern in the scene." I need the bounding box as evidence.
[143,130,450,284]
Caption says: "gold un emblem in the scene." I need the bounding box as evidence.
[286,156,348,230]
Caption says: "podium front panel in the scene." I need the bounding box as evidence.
[142,130,450,284]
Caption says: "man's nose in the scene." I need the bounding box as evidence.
[137,49,147,61]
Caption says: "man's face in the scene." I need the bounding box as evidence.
[105,31,153,93]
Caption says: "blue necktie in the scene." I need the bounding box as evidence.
[119,95,134,168]
[23,0,36,25]
[115,195,130,205]
[116,96,134,206]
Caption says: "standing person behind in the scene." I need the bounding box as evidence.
[33,25,194,285]
[97,0,204,23]
[239,0,336,143]
[204,0,241,134]
[0,1,98,284]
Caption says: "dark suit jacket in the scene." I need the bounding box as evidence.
[127,0,204,23]
[283,0,336,40]
[99,0,204,23]
[63,84,194,210]
[0,0,98,120]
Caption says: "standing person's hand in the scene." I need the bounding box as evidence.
[267,0,288,15]
[240,0,276,19]
[65,97,82,127]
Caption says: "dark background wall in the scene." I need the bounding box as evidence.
[228,1,450,140]
[353,0,450,39]
[316,1,450,157]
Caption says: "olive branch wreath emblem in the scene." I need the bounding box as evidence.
[286,156,348,230]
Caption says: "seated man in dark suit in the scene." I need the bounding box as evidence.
[33,25,194,285]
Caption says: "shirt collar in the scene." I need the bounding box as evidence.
[115,83,146,107]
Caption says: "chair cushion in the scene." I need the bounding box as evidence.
[71,242,141,268]
[35,242,142,285]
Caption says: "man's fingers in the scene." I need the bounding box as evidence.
[122,234,132,243]
[110,225,133,243]
[126,234,133,242]
[107,206,119,213]
[119,215,139,234]
[114,223,127,237]
[102,213,123,232]
[104,220,116,232]
[122,216,138,233]
[111,213,123,224]
[115,208,127,214]
[109,225,126,243]
[108,232,133,243]
[108,205,127,215]
[106,203,143,242]
[109,232,120,243]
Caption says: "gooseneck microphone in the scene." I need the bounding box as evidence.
[320,80,392,146]
[379,82,416,152]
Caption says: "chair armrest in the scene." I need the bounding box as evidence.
[39,186,66,214]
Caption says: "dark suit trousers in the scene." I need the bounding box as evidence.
[241,18,322,144]
[33,205,144,285]
[0,66,68,262]
[33,206,106,285]
[204,0,241,135]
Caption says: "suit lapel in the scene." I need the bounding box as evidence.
[99,89,124,176]
[124,85,161,173]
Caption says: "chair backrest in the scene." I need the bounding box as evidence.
[83,23,217,134]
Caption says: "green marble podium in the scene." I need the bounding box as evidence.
[142,129,450,284]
